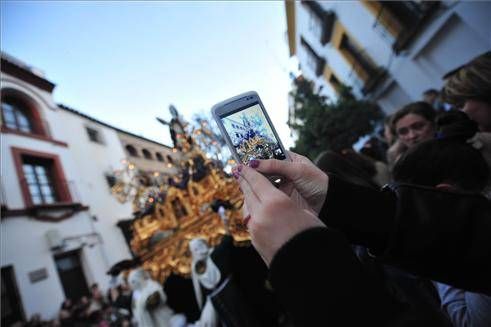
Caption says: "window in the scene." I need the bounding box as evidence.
[155,153,164,162]
[11,147,72,207]
[22,157,58,205]
[142,149,153,160]
[125,145,139,157]
[166,155,174,164]
[1,97,33,133]
[86,127,104,144]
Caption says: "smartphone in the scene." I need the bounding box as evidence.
[211,91,290,184]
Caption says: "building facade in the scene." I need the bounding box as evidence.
[0,53,176,322]
[285,0,491,114]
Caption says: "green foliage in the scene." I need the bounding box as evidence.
[290,78,384,160]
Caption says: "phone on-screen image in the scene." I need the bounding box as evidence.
[211,91,290,185]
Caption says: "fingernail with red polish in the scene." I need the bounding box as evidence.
[233,171,240,179]
[243,214,251,227]
[249,159,259,168]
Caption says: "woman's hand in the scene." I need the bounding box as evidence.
[234,164,325,266]
[249,151,329,214]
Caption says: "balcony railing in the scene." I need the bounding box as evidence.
[2,179,87,220]
[19,178,82,207]
[301,37,326,77]
[347,60,387,96]
[372,6,397,45]
[371,1,440,54]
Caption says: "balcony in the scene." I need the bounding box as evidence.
[1,180,88,222]
[302,1,336,45]
[339,35,387,95]
[365,1,440,54]
[301,37,326,77]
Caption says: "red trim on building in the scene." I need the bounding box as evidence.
[11,147,73,207]
[1,126,68,147]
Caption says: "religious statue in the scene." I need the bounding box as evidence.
[157,105,193,152]
[128,268,185,327]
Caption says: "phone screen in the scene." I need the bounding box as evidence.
[220,103,287,164]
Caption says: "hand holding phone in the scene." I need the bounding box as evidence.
[212,91,290,184]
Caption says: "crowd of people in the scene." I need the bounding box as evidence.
[15,282,133,327]
[232,50,491,326]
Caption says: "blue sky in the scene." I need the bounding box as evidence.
[1,1,297,148]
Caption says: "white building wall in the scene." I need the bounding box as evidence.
[0,214,107,320]
[1,72,132,320]
[292,1,491,113]
[53,109,134,266]
[294,3,333,100]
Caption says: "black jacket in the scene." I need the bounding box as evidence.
[269,176,491,326]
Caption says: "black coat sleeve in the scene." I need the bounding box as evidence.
[269,227,401,327]
[320,175,491,295]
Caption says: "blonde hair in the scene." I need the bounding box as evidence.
[442,51,491,106]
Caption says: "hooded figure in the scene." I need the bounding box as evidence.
[128,268,178,327]
[189,238,222,327]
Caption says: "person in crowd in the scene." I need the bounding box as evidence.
[392,101,436,149]
[442,51,491,132]
[59,299,74,327]
[315,150,378,189]
[88,283,105,320]
[71,296,92,325]
[423,89,447,112]
[25,314,44,327]
[232,149,491,325]
[359,136,388,163]
[109,275,133,324]
[383,115,407,170]
[313,148,389,189]
[384,101,437,170]
[392,111,491,327]
[340,148,390,187]
[316,150,451,326]
[423,88,439,106]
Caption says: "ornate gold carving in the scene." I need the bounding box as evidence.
[111,112,249,283]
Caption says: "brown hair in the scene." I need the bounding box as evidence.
[391,101,436,129]
[442,51,491,106]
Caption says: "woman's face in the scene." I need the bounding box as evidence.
[463,100,491,132]
[395,113,435,148]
